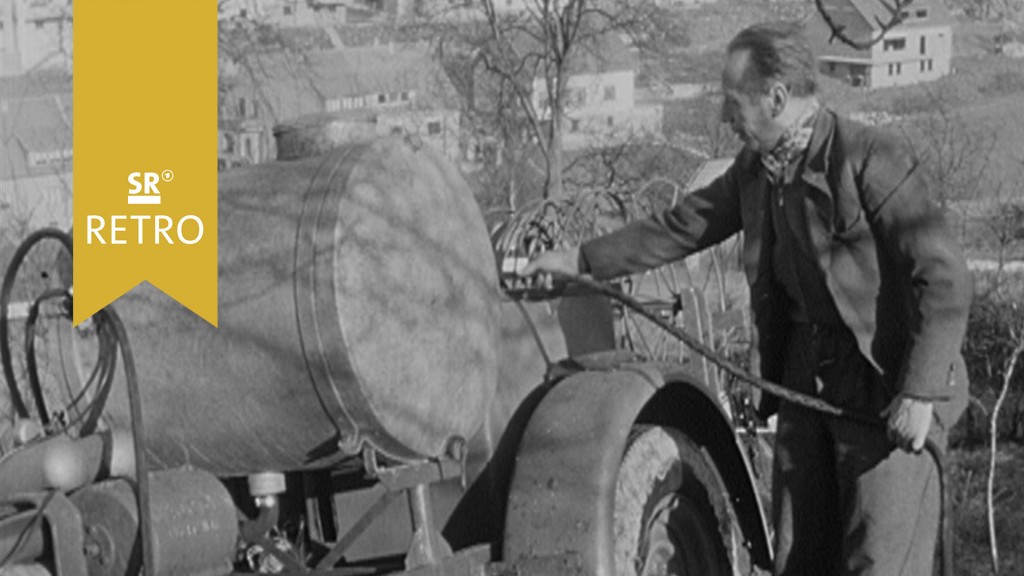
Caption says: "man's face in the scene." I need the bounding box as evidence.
[720,50,780,153]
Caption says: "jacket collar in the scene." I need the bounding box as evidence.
[800,107,837,197]
[796,108,839,273]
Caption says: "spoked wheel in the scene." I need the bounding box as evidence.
[615,426,751,576]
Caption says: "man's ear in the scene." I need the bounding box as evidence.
[768,83,788,118]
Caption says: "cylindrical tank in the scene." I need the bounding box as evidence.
[61,138,499,475]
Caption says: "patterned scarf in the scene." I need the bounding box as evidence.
[762,100,820,185]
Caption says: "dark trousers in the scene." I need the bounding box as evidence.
[771,324,943,576]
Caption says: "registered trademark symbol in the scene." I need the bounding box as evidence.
[161,170,174,182]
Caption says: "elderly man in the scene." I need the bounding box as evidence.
[521,22,971,576]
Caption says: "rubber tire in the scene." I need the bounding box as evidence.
[614,425,750,576]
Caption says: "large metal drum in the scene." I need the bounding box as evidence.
[67,138,499,475]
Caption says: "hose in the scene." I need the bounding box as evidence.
[24,288,70,428]
[0,228,154,576]
[535,273,953,576]
[1,228,72,420]
[102,306,154,576]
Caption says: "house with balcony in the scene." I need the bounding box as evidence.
[808,0,953,89]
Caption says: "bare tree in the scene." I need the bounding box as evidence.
[980,168,1024,294]
[433,0,675,199]
[217,11,335,164]
[898,88,997,214]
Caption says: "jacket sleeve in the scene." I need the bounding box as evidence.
[579,154,747,280]
[859,134,973,401]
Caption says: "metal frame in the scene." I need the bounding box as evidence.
[1,492,88,576]
[304,451,466,574]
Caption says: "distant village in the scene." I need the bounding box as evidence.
[1,0,960,231]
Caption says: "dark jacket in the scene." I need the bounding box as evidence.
[580,109,971,425]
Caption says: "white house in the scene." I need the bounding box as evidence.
[531,34,662,151]
[809,0,953,89]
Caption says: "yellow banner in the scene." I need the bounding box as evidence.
[74,1,217,326]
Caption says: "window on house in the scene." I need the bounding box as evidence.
[607,116,614,127]
[928,59,933,71]
[327,99,341,112]
[603,85,616,102]
[35,21,45,29]
[28,149,72,168]
[238,97,246,117]
[883,38,906,51]
[427,121,442,135]
[896,63,902,75]
[920,36,926,54]
[284,6,292,15]
[401,91,410,101]
[888,64,894,76]
[828,62,836,73]
[916,9,928,18]
[568,88,586,108]
[378,94,386,104]
[244,137,253,162]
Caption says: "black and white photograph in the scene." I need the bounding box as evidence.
[2,1,1023,575]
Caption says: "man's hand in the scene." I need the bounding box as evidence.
[881,395,934,452]
[516,247,582,290]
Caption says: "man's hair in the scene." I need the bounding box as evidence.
[727,22,818,97]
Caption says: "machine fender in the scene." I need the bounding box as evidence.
[502,365,772,574]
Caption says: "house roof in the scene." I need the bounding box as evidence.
[808,0,953,58]
[493,28,638,80]
[566,32,638,76]
[304,43,453,100]
[0,70,72,100]
[222,42,456,124]
[1,90,72,181]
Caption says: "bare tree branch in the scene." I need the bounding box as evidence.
[988,326,1024,575]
